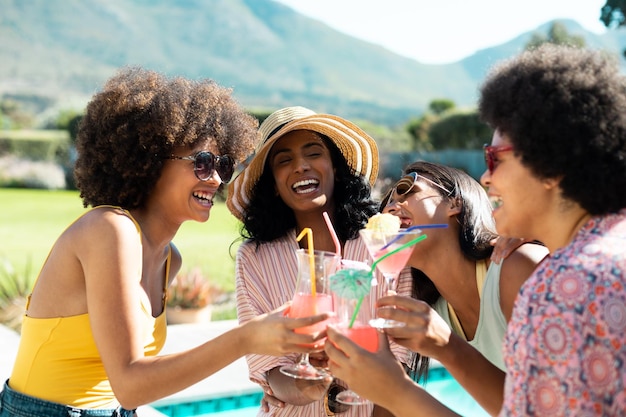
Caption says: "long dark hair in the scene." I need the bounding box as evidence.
[389,161,498,381]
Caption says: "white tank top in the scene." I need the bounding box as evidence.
[433,260,506,370]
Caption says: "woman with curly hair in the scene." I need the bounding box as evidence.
[325,45,626,416]
[478,44,626,416]
[0,68,335,417]
[227,106,411,417]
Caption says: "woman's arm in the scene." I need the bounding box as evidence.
[81,213,330,409]
[376,296,505,415]
[325,327,461,417]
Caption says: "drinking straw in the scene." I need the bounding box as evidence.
[379,224,447,251]
[322,211,341,258]
[349,297,365,329]
[406,224,448,232]
[359,234,427,326]
[330,267,371,329]
[296,228,316,296]
[341,234,428,328]
[371,234,428,273]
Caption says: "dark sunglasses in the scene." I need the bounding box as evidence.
[483,144,514,174]
[169,151,234,183]
[393,171,452,196]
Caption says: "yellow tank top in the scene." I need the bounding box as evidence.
[10,206,169,408]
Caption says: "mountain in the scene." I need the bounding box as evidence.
[1,0,626,126]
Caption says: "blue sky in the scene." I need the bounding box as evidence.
[274,0,609,64]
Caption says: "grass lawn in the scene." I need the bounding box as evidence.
[0,188,243,292]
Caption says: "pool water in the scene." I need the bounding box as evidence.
[154,392,262,417]
[421,367,490,417]
[154,367,489,417]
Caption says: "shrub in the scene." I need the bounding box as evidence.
[0,155,66,189]
[0,130,70,162]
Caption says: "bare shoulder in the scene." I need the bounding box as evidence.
[500,242,548,282]
[75,206,136,230]
[71,207,137,233]
[498,243,549,320]
[30,207,142,317]
[63,207,141,254]
[510,242,550,263]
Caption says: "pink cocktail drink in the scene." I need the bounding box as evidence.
[372,243,414,276]
[279,249,339,380]
[360,227,424,328]
[290,292,333,334]
[342,324,379,352]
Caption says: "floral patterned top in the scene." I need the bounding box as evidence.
[500,209,626,416]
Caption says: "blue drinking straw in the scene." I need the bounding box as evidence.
[379,224,447,251]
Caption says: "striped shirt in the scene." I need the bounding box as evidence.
[235,230,412,416]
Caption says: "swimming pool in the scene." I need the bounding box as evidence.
[421,367,490,417]
[154,391,262,417]
[153,366,489,417]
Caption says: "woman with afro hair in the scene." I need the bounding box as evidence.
[324,45,626,416]
[0,68,336,417]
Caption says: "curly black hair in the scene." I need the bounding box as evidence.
[74,66,258,208]
[240,135,378,243]
[383,161,498,381]
[479,44,626,215]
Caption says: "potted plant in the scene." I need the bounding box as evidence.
[0,257,36,334]
[166,268,224,324]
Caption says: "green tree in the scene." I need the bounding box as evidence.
[406,114,436,152]
[49,109,81,131]
[428,99,455,116]
[526,22,586,50]
[600,1,626,56]
[428,111,493,150]
[601,0,626,28]
[406,99,457,151]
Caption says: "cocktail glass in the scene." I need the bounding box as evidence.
[359,228,423,328]
[279,249,340,380]
[332,277,378,405]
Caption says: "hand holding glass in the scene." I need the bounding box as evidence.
[279,249,340,380]
[359,228,425,328]
[331,272,378,405]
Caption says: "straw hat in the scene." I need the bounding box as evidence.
[227,106,379,221]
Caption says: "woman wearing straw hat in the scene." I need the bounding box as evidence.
[227,107,411,416]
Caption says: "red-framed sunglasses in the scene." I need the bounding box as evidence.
[169,151,234,183]
[483,144,514,174]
